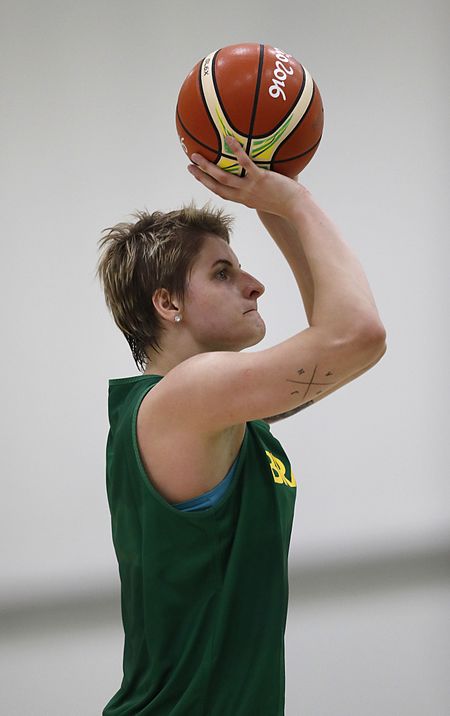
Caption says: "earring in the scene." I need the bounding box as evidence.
[174,314,182,323]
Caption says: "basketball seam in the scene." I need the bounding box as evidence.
[177,105,244,170]
[271,81,320,166]
[176,107,218,155]
[251,62,307,140]
[243,43,265,177]
[177,107,322,166]
[271,134,323,163]
[197,56,222,161]
[211,50,246,143]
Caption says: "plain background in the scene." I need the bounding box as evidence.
[1,0,449,714]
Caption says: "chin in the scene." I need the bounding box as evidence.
[243,323,266,349]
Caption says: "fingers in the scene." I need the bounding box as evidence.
[187,135,262,201]
[189,147,241,188]
[225,136,260,177]
[189,136,260,183]
[188,161,240,202]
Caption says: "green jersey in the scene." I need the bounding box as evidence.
[103,374,297,715]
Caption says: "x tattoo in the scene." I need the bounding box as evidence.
[287,366,335,400]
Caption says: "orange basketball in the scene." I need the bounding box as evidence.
[176,43,324,177]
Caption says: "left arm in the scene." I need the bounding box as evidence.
[257,205,386,424]
[256,207,314,326]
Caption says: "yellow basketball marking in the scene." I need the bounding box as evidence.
[199,49,313,174]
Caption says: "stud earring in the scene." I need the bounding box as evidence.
[174,314,182,323]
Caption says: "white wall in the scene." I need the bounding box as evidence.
[1,0,448,603]
[1,1,449,714]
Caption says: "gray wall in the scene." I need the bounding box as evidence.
[1,0,449,713]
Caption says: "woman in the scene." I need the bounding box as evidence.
[96,137,386,715]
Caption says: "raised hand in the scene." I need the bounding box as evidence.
[187,136,310,218]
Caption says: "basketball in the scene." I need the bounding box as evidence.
[176,43,324,178]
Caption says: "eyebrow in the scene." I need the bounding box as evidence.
[211,259,242,269]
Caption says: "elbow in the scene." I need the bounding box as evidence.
[350,319,387,362]
[367,320,387,345]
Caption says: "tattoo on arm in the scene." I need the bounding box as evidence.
[287,365,335,399]
[263,365,335,425]
[263,401,315,424]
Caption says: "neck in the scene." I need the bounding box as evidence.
[144,347,199,377]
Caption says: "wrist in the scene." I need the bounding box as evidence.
[280,185,317,221]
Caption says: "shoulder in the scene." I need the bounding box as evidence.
[136,385,246,503]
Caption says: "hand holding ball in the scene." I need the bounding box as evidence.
[176,43,324,178]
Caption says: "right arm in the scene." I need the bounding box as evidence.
[262,342,387,424]
[152,139,386,431]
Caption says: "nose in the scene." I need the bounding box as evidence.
[242,271,265,299]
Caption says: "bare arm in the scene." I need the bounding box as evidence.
[160,138,388,433]
[255,185,386,423]
[263,342,387,424]
[190,136,385,339]
[256,209,314,325]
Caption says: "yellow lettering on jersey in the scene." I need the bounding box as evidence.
[284,470,297,488]
[265,451,297,488]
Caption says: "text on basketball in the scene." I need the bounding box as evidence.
[269,48,294,102]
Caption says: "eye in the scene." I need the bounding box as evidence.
[216,269,229,280]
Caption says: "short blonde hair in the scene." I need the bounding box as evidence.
[96,201,234,372]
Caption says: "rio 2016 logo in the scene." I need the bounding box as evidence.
[269,47,294,102]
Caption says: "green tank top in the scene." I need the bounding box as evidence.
[103,374,297,716]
